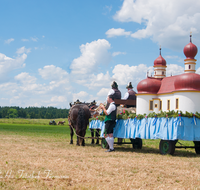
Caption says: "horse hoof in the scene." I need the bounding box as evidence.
[96,141,99,145]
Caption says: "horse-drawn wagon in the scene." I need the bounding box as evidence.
[89,111,200,155]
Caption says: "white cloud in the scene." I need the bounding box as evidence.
[21,39,29,42]
[112,64,148,86]
[38,65,68,81]
[70,39,111,77]
[0,53,27,81]
[72,91,89,102]
[112,52,126,57]
[166,64,184,76]
[106,28,131,38]
[15,72,37,84]
[97,88,110,97]
[16,46,31,54]
[113,0,200,49]
[84,71,111,89]
[51,96,66,102]
[31,37,38,42]
[5,38,14,44]
[196,67,200,74]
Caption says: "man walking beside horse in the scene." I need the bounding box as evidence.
[100,94,116,152]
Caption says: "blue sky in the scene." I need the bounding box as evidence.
[1,0,200,108]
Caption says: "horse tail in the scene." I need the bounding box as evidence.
[77,107,85,131]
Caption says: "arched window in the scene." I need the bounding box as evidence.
[189,65,191,69]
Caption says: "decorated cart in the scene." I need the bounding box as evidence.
[89,112,200,155]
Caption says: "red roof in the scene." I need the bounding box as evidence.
[183,42,198,59]
[137,77,161,94]
[154,55,166,66]
[157,76,177,94]
[138,73,200,95]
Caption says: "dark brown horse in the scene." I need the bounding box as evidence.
[68,104,91,146]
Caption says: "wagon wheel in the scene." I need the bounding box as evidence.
[194,141,200,154]
[101,138,109,149]
[131,138,142,149]
[159,140,175,155]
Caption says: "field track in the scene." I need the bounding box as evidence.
[0,123,200,189]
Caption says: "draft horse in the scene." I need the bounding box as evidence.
[68,104,91,146]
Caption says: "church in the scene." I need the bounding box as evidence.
[136,35,200,115]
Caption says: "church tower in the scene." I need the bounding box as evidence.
[183,34,198,73]
[153,48,167,78]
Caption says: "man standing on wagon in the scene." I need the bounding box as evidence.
[100,94,116,152]
[106,81,121,108]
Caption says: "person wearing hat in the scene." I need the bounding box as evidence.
[100,94,116,152]
[106,81,121,108]
[123,82,136,107]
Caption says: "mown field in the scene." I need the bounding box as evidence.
[0,119,200,189]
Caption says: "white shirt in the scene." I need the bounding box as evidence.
[106,102,116,115]
[122,89,134,100]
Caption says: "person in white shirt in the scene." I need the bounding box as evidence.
[100,95,116,152]
[106,81,121,109]
[122,82,136,108]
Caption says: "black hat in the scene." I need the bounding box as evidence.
[126,82,133,89]
[111,81,118,89]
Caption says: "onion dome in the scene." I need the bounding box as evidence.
[183,35,198,59]
[154,48,166,66]
[137,77,161,94]
[174,73,200,91]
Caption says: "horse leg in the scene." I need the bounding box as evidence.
[69,125,74,144]
[96,129,100,144]
[81,130,86,146]
[76,136,80,146]
[90,129,94,144]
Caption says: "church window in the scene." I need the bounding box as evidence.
[159,100,162,110]
[189,65,191,69]
[167,100,170,110]
[175,98,179,109]
[162,71,164,75]
[149,100,153,111]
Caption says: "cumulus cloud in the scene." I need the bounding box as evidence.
[38,65,68,81]
[106,28,131,38]
[70,39,111,77]
[84,71,111,89]
[97,88,110,97]
[113,0,200,49]
[15,72,37,84]
[16,46,31,54]
[0,53,27,81]
[112,52,126,57]
[5,38,14,44]
[51,96,66,102]
[72,91,89,102]
[112,64,148,86]
[166,64,184,76]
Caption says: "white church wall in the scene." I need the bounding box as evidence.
[136,94,158,115]
[174,92,200,113]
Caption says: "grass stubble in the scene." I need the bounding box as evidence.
[0,123,200,189]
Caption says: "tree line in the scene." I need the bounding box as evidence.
[0,106,69,119]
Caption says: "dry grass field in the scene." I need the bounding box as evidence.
[0,123,200,189]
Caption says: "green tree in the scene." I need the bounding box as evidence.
[8,108,18,118]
